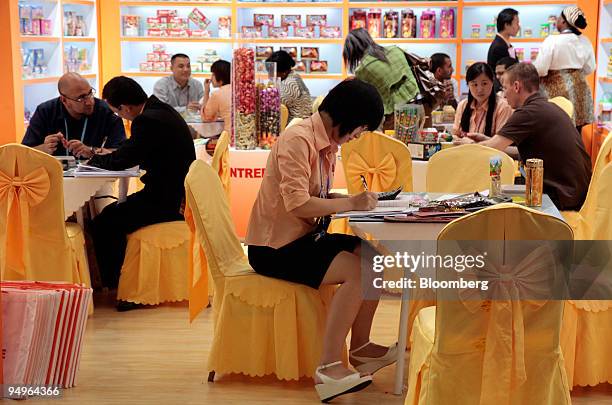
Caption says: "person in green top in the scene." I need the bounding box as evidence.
[343,28,419,130]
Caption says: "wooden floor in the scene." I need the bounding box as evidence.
[34,293,612,405]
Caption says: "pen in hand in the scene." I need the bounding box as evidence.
[360,175,369,191]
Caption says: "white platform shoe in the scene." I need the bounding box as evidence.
[314,361,372,403]
[349,341,399,375]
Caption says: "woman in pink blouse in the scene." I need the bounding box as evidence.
[453,62,513,142]
[201,60,231,131]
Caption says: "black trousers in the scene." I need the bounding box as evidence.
[91,191,183,289]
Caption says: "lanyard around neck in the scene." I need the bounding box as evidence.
[63,117,88,156]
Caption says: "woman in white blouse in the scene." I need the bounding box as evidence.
[533,6,596,133]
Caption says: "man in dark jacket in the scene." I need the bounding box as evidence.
[88,76,195,309]
[487,8,520,90]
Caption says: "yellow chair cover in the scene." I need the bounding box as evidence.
[0,144,83,285]
[184,159,338,380]
[211,130,231,201]
[406,204,573,405]
[117,221,190,305]
[65,222,94,314]
[426,144,515,193]
[329,131,413,236]
[280,104,289,131]
[561,133,612,240]
[561,163,612,388]
[312,95,325,114]
[549,96,574,119]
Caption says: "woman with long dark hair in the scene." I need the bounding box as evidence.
[453,62,513,141]
[533,6,595,134]
[343,28,418,130]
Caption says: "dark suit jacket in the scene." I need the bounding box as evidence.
[88,95,196,212]
[487,35,518,72]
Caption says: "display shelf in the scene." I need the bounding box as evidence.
[63,36,96,42]
[62,0,95,5]
[462,37,547,43]
[20,36,61,42]
[378,38,459,44]
[123,71,212,77]
[121,1,233,6]
[238,2,343,8]
[23,76,62,85]
[602,38,612,43]
[349,2,458,7]
[600,77,612,84]
[121,36,233,42]
[463,0,577,5]
[237,38,343,44]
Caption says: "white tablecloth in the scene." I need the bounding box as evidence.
[63,177,116,220]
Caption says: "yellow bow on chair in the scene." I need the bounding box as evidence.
[457,246,557,405]
[0,167,50,276]
[346,152,397,192]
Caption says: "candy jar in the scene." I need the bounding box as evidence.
[232,46,257,149]
[255,61,281,149]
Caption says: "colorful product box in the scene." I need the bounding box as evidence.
[269,27,289,39]
[295,26,315,38]
[309,60,328,72]
[218,16,231,38]
[281,46,298,58]
[281,15,301,27]
[256,46,274,60]
[188,8,210,30]
[320,26,341,38]
[306,15,327,27]
[301,46,319,60]
[122,15,140,37]
[241,26,263,38]
[254,14,275,27]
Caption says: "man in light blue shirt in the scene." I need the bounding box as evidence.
[153,53,204,111]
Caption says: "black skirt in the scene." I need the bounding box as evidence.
[248,232,362,289]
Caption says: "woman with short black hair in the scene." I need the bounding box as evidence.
[533,6,595,133]
[246,79,396,402]
[343,28,419,130]
[202,60,232,131]
[266,50,312,122]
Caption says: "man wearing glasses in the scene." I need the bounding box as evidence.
[22,72,126,158]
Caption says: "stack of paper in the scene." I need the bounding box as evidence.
[71,164,139,177]
[1,281,92,398]
[335,195,420,219]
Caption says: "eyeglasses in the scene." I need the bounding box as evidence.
[61,88,96,103]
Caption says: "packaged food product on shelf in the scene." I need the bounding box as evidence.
[233,47,257,149]
[307,15,327,27]
[515,47,525,62]
[188,8,210,30]
[64,46,90,73]
[157,10,178,18]
[321,26,341,38]
[270,27,289,38]
[471,24,481,39]
[19,5,53,36]
[310,60,328,72]
[485,24,495,39]
[301,47,319,60]
[256,46,274,60]
[281,15,301,28]
[540,23,550,38]
[367,9,381,38]
[350,10,367,31]
[21,48,48,79]
[401,10,416,38]
[440,8,454,39]
[123,15,140,37]
[420,10,436,39]
[530,48,539,61]
[524,27,533,38]
[255,61,281,149]
[394,103,425,145]
[548,15,559,35]
[242,26,263,38]
[64,12,87,37]
[254,14,275,27]
[295,60,307,72]
[281,46,298,59]
[218,16,231,38]
[296,26,315,38]
[383,11,399,39]
[190,29,211,38]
